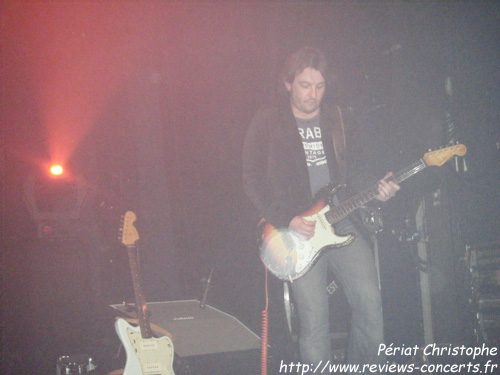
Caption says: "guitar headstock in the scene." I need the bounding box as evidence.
[423,144,467,167]
[120,211,139,247]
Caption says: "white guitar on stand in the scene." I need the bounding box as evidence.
[115,211,175,375]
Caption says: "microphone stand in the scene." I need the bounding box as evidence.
[199,267,214,309]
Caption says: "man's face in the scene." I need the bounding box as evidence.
[285,67,326,119]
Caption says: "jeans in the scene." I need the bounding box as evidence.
[291,219,385,369]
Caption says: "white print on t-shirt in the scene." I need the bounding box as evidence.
[298,126,322,140]
[298,126,326,166]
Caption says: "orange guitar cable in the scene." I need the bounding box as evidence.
[261,268,269,375]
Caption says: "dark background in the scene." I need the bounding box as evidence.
[1,2,499,374]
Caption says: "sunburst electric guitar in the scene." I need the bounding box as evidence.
[115,211,175,375]
[259,144,467,281]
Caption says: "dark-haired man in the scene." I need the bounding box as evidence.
[242,46,399,369]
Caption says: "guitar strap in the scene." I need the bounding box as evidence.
[332,105,347,185]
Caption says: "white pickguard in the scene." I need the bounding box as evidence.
[115,318,175,375]
[260,205,355,281]
[302,205,353,257]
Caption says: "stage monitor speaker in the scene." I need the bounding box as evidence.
[111,300,260,357]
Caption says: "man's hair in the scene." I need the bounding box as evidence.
[281,46,330,85]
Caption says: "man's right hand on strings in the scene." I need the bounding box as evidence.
[289,215,316,240]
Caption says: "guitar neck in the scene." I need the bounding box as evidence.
[127,245,154,339]
[327,159,427,223]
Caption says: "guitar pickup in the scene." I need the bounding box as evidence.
[140,340,159,350]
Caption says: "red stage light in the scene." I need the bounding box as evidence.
[50,164,64,176]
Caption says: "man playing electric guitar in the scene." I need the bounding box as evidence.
[242,47,400,370]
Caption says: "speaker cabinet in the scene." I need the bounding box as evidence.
[111,300,261,357]
[468,241,500,345]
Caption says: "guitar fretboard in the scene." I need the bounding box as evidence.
[326,159,427,224]
[127,245,154,339]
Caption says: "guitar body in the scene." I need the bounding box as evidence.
[115,318,175,375]
[259,197,355,281]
